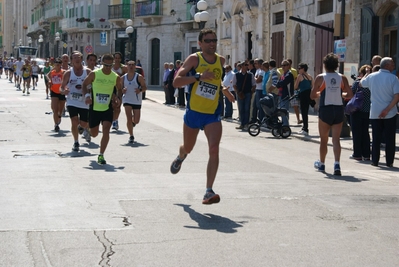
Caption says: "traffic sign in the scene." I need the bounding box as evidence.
[85,45,93,54]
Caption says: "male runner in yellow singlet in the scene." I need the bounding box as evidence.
[170,29,235,205]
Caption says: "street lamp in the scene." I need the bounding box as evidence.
[55,32,60,57]
[125,19,134,60]
[194,0,209,29]
[38,34,43,58]
[27,37,32,47]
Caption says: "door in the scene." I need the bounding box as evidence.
[151,38,160,85]
[360,7,378,66]
[271,31,284,66]
[314,21,334,75]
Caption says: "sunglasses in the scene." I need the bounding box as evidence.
[128,64,135,66]
[102,63,114,67]
[203,39,218,44]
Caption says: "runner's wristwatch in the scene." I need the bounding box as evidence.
[194,73,201,81]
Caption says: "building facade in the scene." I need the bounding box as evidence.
[3,0,399,85]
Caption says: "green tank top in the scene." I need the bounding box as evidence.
[92,69,118,111]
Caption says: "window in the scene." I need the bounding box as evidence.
[0,3,2,14]
[88,6,91,18]
[274,11,284,25]
[318,0,333,15]
[81,6,83,17]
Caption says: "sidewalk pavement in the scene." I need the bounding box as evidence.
[145,86,399,159]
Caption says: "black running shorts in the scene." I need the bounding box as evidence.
[67,105,89,122]
[89,108,113,128]
[318,105,344,126]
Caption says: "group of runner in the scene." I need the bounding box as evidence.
[0,56,42,94]
[44,51,146,165]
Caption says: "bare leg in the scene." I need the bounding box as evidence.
[203,121,222,188]
[100,121,112,154]
[331,122,343,162]
[318,119,331,163]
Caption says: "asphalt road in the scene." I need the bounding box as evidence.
[0,77,398,267]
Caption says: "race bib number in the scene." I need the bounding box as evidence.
[96,93,110,104]
[195,81,217,100]
[71,92,83,101]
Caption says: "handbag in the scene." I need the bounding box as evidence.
[237,73,248,100]
[345,86,364,115]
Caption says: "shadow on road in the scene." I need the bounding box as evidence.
[324,173,369,182]
[60,150,94,158]
[84,160,125,172]
[174,204,247,234]
[120,142,149,148]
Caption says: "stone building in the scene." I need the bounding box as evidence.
[4,0,399,84]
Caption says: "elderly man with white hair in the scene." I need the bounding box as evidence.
[360,57,399,167]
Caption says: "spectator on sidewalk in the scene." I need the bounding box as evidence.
[233,62,256,130]
[294,63,313,136]
[162,62,171,104]
[360,57,399,167]
[276,60,294,126]
[222,65,236,120]
[349,65,372,161]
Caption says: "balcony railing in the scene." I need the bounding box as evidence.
[108,4,133,20]
[44,7,64,20]
[135,0,163,17]
[60,18,78,31]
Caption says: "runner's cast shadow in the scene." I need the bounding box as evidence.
[81,142,100,149]
[84,160,125,172]
[120,141,149,148]
[60,150,95,158]
[48,130,69,137]
[324,173,369,182]
[111,130,128,135]
[174,204,247,234]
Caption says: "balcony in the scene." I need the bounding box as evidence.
[79,21,111,32]
[60,18,79,32]
[135,0,163,24]
[44,7,64,21]
[108,4,133,24]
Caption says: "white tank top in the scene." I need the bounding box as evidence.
[320,72,344,106]
[66,67,89,109]
[112,66,123,76]
[122,73,142,105]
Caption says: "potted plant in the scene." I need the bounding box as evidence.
[23,25,28,29]
[99,18,106,22]
[87,22,94,28]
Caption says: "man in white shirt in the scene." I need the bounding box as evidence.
[360,57,399,167]
[251,58,265,122]
[222,65,236,119]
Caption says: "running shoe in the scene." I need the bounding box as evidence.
[334,163,341,176]
[112,121,119,130]
[72,142,80,152]
[82,129,91,142]
[27,91,30,95]
[170,154,187,174]
[128,135,134,144]
[22,88,25,94]
[78,125,84,135]
[202,190,220,205]
[54,125,60,132]
[314,160,325,172]
[97,154,106,165]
